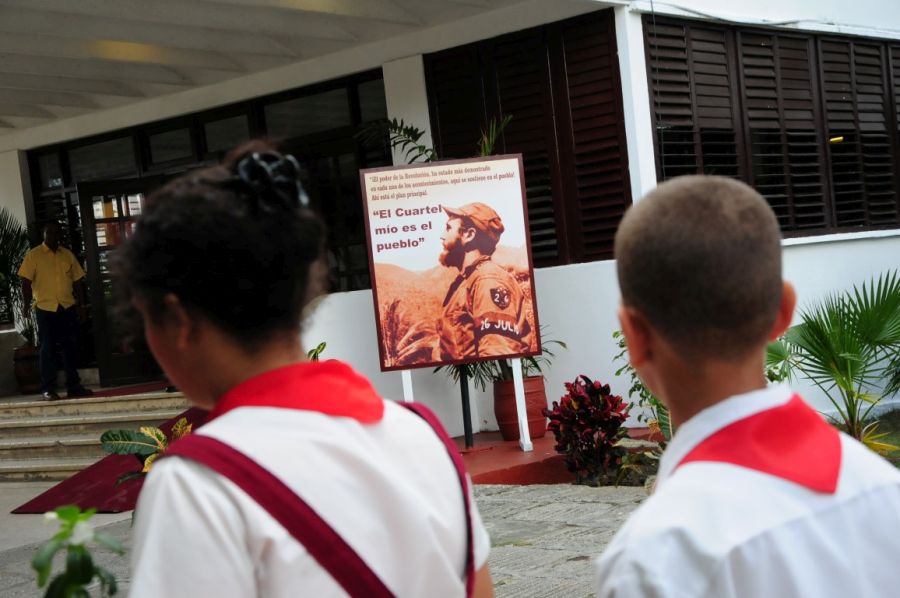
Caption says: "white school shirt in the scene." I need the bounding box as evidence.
[130,367,489,598]
[593,384,900,598]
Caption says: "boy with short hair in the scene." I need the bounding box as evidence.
[593,175,900,597]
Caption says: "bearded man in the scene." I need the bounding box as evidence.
[436,203,532,362]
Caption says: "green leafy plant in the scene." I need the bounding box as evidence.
[766,271,900,453]
[358,114,513,166]
[477,115,513,157]
[306,341,327,362]
[543,375,631,486]
[32,505,123,597]
[435,336,566,391]
[0,207,36,343]
[100,417,193,484]
[612,330,672,443]
[357,118,437,164]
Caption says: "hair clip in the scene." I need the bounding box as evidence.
[236,151,310,211]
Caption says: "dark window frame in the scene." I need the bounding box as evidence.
[424,8,633,267]
[26,69,390,305]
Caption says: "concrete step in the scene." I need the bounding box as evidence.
[0,392,188,419]
[0,435,109,460]
[0,456,103,482]
[0,409,186,439]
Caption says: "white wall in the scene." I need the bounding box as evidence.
[0,150,29,226]
[301,231,900,437]
[622,0,900,39]
[783,234,900,414]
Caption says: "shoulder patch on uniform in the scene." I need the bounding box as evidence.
[490,285,511,309]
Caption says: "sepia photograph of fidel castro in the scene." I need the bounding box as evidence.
[435,202,535,362]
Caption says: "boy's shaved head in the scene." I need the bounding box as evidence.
[615,176,783,361]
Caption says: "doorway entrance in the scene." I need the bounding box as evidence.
[77,178,163,386]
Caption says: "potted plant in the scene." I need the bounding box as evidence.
[436,337,566,441]
[0,207,39,394]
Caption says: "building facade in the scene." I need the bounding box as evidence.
[0,0,898,435]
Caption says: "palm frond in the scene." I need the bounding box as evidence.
[847,270,900,351]
[477,115,513,157]
[779,271,900,441]
[357,118,438,164]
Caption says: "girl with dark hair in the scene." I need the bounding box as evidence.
[120,142,493,597]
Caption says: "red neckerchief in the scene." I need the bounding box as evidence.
[676,395,842,494]
[208,360,384,423]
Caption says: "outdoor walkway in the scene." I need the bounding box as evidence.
[0,483,647,597]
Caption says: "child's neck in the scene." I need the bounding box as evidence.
[660,354,769,428]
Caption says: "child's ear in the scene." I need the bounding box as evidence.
[768,281,797,341]
[618,305,652,368]
[161,293,194,349]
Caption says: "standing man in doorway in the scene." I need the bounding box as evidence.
[18,222,94,400]
[436,202,533,362]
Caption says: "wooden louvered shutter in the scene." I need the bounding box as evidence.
[738,32,829,230]
[893,44,900,144]
[425,45,486,160]
[490,29,564,266]
[555,12,631,262]
[426,9,630,265]
[820,39,899,227]
[645,19,698,177]
[646,19,742,181]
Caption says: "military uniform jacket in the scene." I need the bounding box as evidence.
[438,256,531,361]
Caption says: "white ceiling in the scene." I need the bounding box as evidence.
[0,0,522,135]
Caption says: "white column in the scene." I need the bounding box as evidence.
[382,55,434,166]
[0,150,30,226]
[614,6,659,201]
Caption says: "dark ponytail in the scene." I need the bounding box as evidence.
[114,140,327,349]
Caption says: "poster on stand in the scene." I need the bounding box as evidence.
[360,154,541,372]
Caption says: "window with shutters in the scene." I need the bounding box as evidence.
[425,9,631,266]
[645,16,900,235]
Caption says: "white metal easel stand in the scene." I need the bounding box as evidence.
[510,358,533,451]
[400,369,415,403]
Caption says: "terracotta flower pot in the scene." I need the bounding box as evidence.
[13,343,41,394]
[493,375,548,441]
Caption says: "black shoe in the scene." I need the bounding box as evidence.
[42,391,62,401]
[165,385,178,393]
[66,386,94,399]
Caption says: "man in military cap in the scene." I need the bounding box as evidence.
[436,202,532,362]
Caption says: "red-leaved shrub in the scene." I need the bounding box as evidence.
[543,376,631,485]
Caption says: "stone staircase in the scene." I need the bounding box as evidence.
[0,391,189,481]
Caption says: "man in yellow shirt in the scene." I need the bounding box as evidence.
[18,222,93,400]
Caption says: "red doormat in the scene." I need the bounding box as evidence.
[12,408,208,514]
[89,381,170,399]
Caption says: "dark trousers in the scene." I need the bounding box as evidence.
[35,306,82,393]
